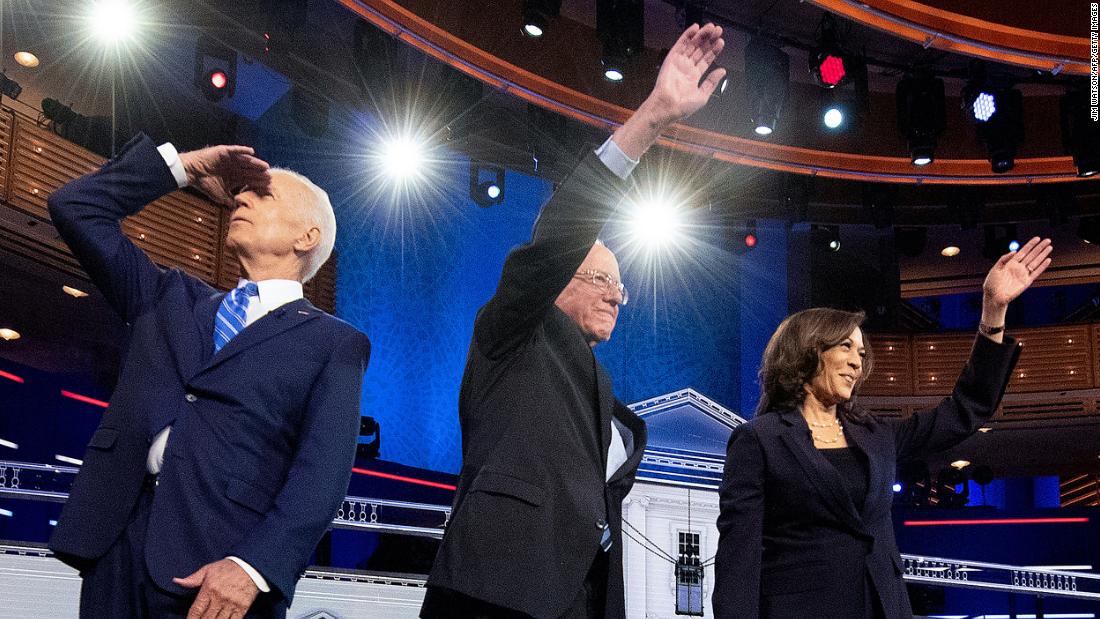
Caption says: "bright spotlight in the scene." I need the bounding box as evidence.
[629,198,683,248]
[754,125,773,136]
[912,156,932,166]
[892,483,903,493]
[88,0,138,44]
[381,136,426,181]
[524,24,544,37]
[604,68,624,82]
[972,92,996,122]
[1008,239,1021,252]
[823,107,843,129]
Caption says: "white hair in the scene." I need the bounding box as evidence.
[270,167,336,283]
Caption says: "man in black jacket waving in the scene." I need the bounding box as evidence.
[422,22,727,619]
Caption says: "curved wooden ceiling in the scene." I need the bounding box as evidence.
[339,0,1094,185]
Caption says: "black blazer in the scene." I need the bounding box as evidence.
[426,151,648,619]
[47,135,371,603]
[714,334,1020,619]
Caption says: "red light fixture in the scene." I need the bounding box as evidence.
[61,390,109,408]
[817,55,846,87]
[209,70,228,90]
[744,232,758,248]
[352,467,457,491]
[0,369,24,383]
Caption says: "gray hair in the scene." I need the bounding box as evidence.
[270,168,336,283]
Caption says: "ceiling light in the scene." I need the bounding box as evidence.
[941,246,960,257]
[522,0,561,38]
[977,427,991,433]
[603,66,624,82]
[87,0,139,45]
[823,107,843,129]
[63,285,89,298]
[951,460,971,469]
[0,328,20,341]
[469,162,505,207]
[13,52,39,68]
[745,38,789,139]
[596,0,642,84]
[965,83,1023,174]
[972,92,996,122]
[897,74,945,167]
[810,14,849,89]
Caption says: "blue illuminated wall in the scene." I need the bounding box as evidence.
[251,97,786,472]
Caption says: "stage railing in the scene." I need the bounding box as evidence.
[900,554,1100,601]
[0,459,450,539]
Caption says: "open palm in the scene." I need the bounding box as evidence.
[648,23,727,124]
[983,237,1053,307]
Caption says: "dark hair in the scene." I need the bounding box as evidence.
[755,308,875,423]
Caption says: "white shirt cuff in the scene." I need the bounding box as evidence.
[594,136,639,180]
[157,142,188,189]
[226,556,271,593]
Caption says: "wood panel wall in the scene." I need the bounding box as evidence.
[0,107,337,313]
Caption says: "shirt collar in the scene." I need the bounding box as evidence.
[237,278,304,312]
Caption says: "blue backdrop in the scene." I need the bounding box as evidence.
[249,98,786,473]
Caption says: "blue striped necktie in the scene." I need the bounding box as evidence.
[213,282,258,353]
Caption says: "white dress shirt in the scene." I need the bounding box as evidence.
[147,144,304,593]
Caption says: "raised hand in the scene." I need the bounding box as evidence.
[983,236,1053,309]
[179,145,271,207]
[646,23,727,126]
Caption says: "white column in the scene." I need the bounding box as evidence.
[622,493,650,619]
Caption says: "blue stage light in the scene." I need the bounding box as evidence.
[892,483,903,493]
[1008,239,1021,252]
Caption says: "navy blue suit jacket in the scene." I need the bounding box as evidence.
[47,134,371,604]
[714,334,1019,619]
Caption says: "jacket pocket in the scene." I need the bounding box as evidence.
[225,477,276,515]
[469,470,545,507]
[86,427,119,450]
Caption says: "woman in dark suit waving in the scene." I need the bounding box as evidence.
[713,237,1052,619]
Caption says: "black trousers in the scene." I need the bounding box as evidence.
[77,478,286,619]
[421,551,610,619]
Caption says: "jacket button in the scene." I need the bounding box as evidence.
[595,519,607,529]
[184,393,197,403]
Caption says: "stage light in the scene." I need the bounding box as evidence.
[732,220,758,254]
[470,162,506,207]
[897,74,945,167]
[0,73,22,100]
[13,52,38,69]
[629,196,684,249]
[964,83,1023,173]
[381,135,427,181]
[941,246,960,257]
[1061,89,1100,177]
[745,38,789,138]
[62,286,89,298]
[87,0,138,45]
[823,107,843,129]
[810,15,851,89]
[195,35,237,102]
[597,0,642,83]
[357,416,380,459]
[811,224,841,252]
[522,0,561,38]
[209,70,227,90]
[0,328,19,341]
[1078,216,1100,244]
[951,459,971,470]
[892,483,903,493]
[972,92,996,122]
[1008,239,1021,252]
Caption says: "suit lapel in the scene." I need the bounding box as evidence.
[777,410,864,533]
[844,420,885,521]
[608,401,647,484]
[594,358,614,472]
[192,290,222,365]
[195,298,319,376]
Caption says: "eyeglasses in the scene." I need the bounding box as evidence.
[573,269,629,305]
